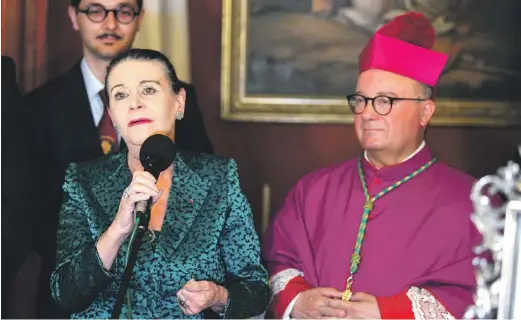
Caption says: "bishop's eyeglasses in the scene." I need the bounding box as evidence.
[346,94,429,116]
[77,4,141,24]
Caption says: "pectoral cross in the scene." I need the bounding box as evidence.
[342,276,353,301]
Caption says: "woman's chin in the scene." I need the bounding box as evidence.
[125,131,152,147]
[125,128,174,147]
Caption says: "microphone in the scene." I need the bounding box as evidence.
[112,135,177,318]
[135,134,177,229]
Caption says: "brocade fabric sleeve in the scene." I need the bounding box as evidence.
[50,163,119,313]
[218,159,270,318]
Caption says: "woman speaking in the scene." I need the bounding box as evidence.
[50,49,269,319]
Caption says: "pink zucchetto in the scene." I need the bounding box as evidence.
[358,12,449,87]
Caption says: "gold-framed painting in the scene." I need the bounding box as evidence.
[220,0,521,126]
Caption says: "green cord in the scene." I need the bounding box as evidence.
[349,156,437,276]
[124,217,140,319]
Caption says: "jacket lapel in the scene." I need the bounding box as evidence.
[91,153,130,230]
[90,151,210,251]
[65,61,104,160]
[163,153,210,252]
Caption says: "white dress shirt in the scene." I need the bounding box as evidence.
[80,58,121,142]
[80,58,105,126]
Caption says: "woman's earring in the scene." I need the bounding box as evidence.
[113,124,119,133]
[176,111,184,120]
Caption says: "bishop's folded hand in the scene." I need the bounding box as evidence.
[325,292,381,319]
[291,287,347,319]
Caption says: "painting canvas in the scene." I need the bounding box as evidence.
[221,0,521,125]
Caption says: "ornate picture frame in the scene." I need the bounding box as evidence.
[220,0,521,126]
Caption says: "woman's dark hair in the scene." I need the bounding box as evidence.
[104,48,181,100]
[70,0,144,11]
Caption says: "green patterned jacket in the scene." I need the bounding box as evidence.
[50,151,269,319]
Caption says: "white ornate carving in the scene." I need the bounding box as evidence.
[269,268,304,295]
[407,287,455,320]
[464,146,521,319]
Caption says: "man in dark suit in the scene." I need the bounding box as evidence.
[23,0,213,318]
[1,56,35,318]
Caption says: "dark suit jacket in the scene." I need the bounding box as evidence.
[22,60,213,317]
[1,56,34,307]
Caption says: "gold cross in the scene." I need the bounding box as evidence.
[342,276,353,301]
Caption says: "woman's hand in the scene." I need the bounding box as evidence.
[176,280,229,315]
[97,171,162,271]
[111,171,161,237]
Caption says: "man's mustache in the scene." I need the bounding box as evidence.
[97,33,122,40]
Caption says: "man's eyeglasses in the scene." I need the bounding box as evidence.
[77,4,140,24]
[345,94,429,116]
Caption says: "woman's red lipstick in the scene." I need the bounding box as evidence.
[128,118,152,127]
